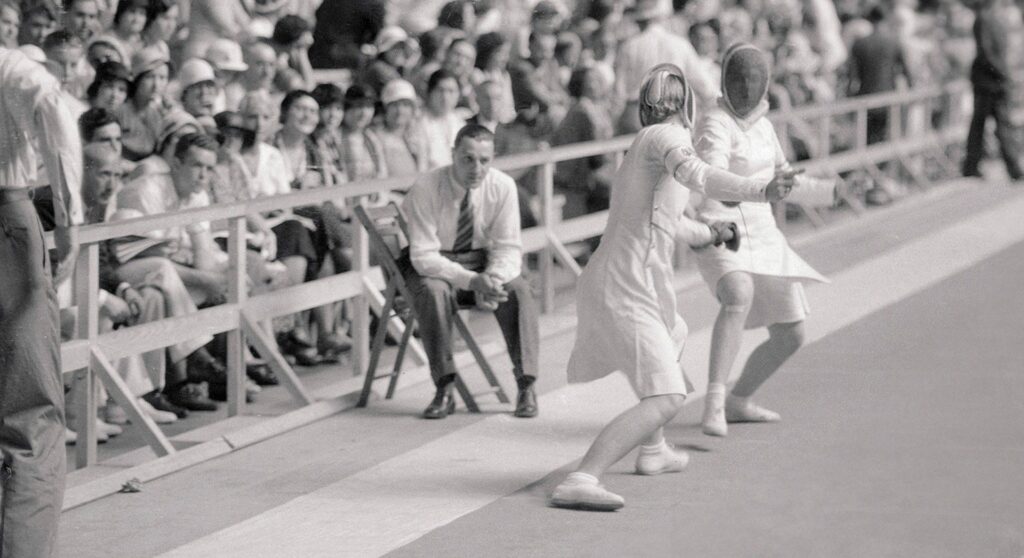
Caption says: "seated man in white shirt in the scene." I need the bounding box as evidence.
[400,124,540,420]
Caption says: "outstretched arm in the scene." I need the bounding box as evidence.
[652,125,793,202]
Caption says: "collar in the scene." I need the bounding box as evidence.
[718,97,769,131]
[446,166,468,197]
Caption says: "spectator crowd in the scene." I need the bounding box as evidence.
[1,0,1013,443]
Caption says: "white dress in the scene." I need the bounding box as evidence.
[693,106,828,329]
[567,123,772,398]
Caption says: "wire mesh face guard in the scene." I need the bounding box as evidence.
[638,63,696,128]
[720,43,771,119]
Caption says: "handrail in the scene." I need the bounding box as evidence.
[61,79,973,472]
[770,82,968,123]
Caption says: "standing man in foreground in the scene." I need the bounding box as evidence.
[0,46,83,557]
[401,124,540,420]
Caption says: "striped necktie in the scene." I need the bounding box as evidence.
[452,188,474,253]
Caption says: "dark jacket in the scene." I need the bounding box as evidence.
[971,0,1024,92]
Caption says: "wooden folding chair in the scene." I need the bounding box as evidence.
[353,202,510,411]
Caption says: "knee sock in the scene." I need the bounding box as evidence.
[707,382,727,402]
[639,437,667,454]
[565,471,599,485]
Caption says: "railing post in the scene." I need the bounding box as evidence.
[855,107,868,151]
[73,243,99,468]
[226,216,247,416]
[536,152,556,313]
[818,114,831,158]
[352,200,370,377]
[888,101,902,141]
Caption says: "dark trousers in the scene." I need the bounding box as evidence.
[963,84,1023,179]
[0,196,65,558]
[399,253,539,390]
[866,108,889,146]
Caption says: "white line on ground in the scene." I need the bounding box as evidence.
[158,192,1024,558]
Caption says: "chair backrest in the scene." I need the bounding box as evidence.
[353,202,410,279]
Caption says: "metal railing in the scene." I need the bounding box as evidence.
[61,80,971,470]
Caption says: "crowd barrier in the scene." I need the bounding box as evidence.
[60,80,972,475]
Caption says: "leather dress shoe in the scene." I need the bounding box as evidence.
[143,390,189,419]
[247,363,279,386]
[187,350,227,384]
[422,386,456,419]
[514,385,538,418]
[208,380,257,403]
[290,346,322,366]
[166,382,219,412]
[317,333,352,364]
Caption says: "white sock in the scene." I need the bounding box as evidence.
[708,383,727,396]
[565,472,599,485]
[639,438,667,454]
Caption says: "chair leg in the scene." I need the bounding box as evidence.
[452,374,480,413]
[385,317,415,400]
[454,314,511,404]
[358,282,398,407]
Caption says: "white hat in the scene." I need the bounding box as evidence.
[178,58,217,91]
[205,38,248,73]
[381,79,418,105]
[375,26,411,55]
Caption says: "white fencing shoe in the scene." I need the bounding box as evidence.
[702,394,728,437]
[635,442,690,475]
[725,396,781,423]
[550,476,625,511]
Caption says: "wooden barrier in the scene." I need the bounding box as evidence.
[62,81,971,468]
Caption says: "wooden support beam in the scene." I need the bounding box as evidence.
[226,217,248,415]
[73,244,99,468]
[241,313,315,406]
[90,348,175,457]
[537,158,556,313]
[547,231,583,277]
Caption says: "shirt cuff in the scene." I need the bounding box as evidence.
[452,268,476,291]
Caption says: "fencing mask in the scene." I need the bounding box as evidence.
[720,43,771,120]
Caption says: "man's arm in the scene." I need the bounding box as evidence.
[403,175,477,290]
[483,175,522,284]
[34,84,84,284]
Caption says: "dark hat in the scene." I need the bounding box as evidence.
[272,15,311,47]
[87,61,132,99]
[214,110,249,132]
[95,60,132,84]
[532,0,560,19]
[343,84,377,108]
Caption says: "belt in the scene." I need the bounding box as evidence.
[0,189,30,206]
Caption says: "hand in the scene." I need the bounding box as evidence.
[262,228,278,261]
[765,168,804,202]
[103,294,132,325]
[52,224,80,286]
[475,293,501,311]
[121,287,144,319]
[707,221,735,247]
[469,273,508,302]
[724,223,740,251]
